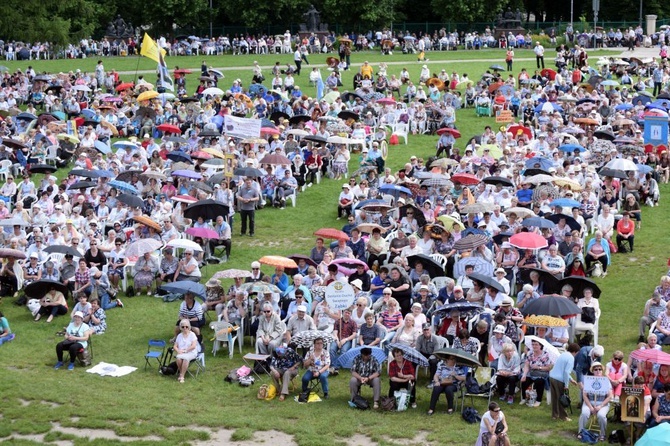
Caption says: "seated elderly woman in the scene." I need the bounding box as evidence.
[174,248,202,282]
[173,319,199,383]
[496,343,521,404]
[54,311,90,370]
[302,337,331,398]
[520,337,555,407]
[173,291,205,340]
[392,313,420,347]
[437,309,467,344]
[222,290,247,326]
[585,230,610,276]
[35,286,68,323]
[649,382,670,428]
[133,251,159,295]
[377,297,404,350]
[577,362,613,442]
[516,284,540,312]
[427,354,467,415]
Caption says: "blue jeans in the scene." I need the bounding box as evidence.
[100,291,119,310]
[329,340,353,368]
[302,370,329,394]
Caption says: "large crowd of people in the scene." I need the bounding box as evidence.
[2,33,670,444]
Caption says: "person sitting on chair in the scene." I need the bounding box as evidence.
[54,311,90,371]
[388,347,417,408]
[302,337,331,398]
[350,346,382,409]
[173,291,205,339]
[173,319,199,383]
[256,302,285,355]
[270,344,303,401]
[427,354,467,415]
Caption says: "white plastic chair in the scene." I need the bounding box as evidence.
[210,316,241,358]
[392,122,409,144]
[0,160,12,182]
[430,253,448,272]
[573,307,601,346]
[431,276,450,291]
[286,189,297,207]
[45,145,59,166]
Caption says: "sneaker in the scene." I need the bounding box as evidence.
[54,361,64,370]
[531,402,541,408]
[507,396,514,404]
[116,299,124,308]
[519,399,527,405]
[373,402,379,409]
[67,363,75,371]
[147,291,152,296]
[499,394,506,401]
[426,383,434,389]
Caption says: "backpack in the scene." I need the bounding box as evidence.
[257,384,276,400]
[379,396,396,411]
[350,394,369,410]
[160,361,178,376]
[579,428,599,444]
[125,285,135,297]
[461,406,481,424]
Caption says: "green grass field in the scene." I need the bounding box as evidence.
[0,47,664,446]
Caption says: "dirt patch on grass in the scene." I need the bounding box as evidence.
[41,400,62,408]
[196,428,297,446]
[54,423,162,442]
[346,433,374,446]
[346,431,432,446]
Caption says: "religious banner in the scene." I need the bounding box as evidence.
[223,115,261,139]
[325,280,355,310]
[621,386,646,423]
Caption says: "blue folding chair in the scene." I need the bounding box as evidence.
[144,339,167,371]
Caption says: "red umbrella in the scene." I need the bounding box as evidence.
[508,124,533,139]
[174,69,193,75]
[314,228,350,241]
[185,227,219,239]
[541,69,557,80]
[115,82,134,92]
[260,127,281,136]
[191,151,213,160]
[156,124,181,134]
[74,117,85,127]
[509,232,548,250]
[450,173,480,185]
[630,348,670,365]
[436,128,461,138]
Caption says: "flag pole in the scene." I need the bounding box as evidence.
[133,36,143,85]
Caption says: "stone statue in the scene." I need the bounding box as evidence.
[124,22,134,38]
[106,22,116,37]
[114,14,127,37]
[303,5,320,32]
[515,8,522,23]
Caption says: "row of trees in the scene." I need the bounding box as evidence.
[0,0,665,44]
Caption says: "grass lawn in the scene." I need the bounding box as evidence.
[0,47,664,445]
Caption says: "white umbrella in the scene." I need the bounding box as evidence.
[503,207,535,219]
[523,174,555,185]
[286,129,310,137]
[72,85,92,92]
[202,87,224,97]
[167,239,204,252]
[524,335,560,363]
[604,158,637,171]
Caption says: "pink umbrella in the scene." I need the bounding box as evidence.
[332,258,368,275]
[509,232,548,250]
[630,348,670,365]
[261,127,281,135]
[186,227,219,239]
[377,97,396,105]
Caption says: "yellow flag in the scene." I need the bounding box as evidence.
[140,33,166,64]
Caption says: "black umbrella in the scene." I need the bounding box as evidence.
[270,111,290,124]
[117,193,144,208]
[524,168,552,177]
[545,214,581,232]
[37,114,57,126]
[517,267,560,294]
[45,85,63,94]
[468,272,505,293]
[166,151,192,163]
[433,301,485,318]
[44,245,81,257]
[135,106,156,120]
[183,199,229,221]
[29,164,57,174]
[338,110,360,121]
[199,129,221,138]
[234,167,264,177]
[16,112,37,122]
[597,167,628,179]
[191,182,213,193]
[179,97,199,103]
[2,138,27,150]
[399,204,427,228]
[207,173,225,186]
[521,294,582,317]
[406,254,446,278]
[287,254,318,269]
[25,279,69,299]
[114,170,144,182]
[492,231,513,246]
[289,115,311,125]
[68,181,96,190]
[481,176,514,187]
[557,276,601,299]
[303,134,327,144]
[341,91,363,102]
[433,348,481,368]
[594,129,616,141]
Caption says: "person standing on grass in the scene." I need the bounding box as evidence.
[549,342,580,421]
[237,177,260,237]
[505,48,514,71]
[534,41,545,69]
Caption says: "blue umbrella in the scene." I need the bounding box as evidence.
[260,118,275,128]
[81,109,97,120]
[387,343,429,367]
[615,103,633,111]
[497,85,515,99]
[647,100,670,110]
[16,112,38,121]
[521,217,555,229]
[558,144,586,153]
[549,198,581,208]
[51,111,67,121]
[248,84,267,97]
[379,184,413,199]
[354,199,386,210]
[632,95,651,106]
[525,156,553,171]
[109,180,138,195]
[160,281,206,299]
[636,164,654,174]
[96,170,115,178]
[600,80,619,86]
[534,102,563,113]
[112,141,139,150]
[166,151,192,163]
[336,346,387,369]
[94,140,111,155]
[454,256,494,278]
[576,98,595,105]
[636,423,670,446]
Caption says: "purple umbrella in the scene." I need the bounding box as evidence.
[171,170,202,179]
[332,258,368,275]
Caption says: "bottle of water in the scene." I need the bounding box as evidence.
[527,388,537,407]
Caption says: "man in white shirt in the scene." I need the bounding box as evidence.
[534,41,545,68]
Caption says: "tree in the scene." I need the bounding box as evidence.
[430,0,502,24]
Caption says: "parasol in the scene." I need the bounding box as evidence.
[314,228,349,241]
[259,255,298,269]
[212,269,253,279]
[521,294,582,317]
